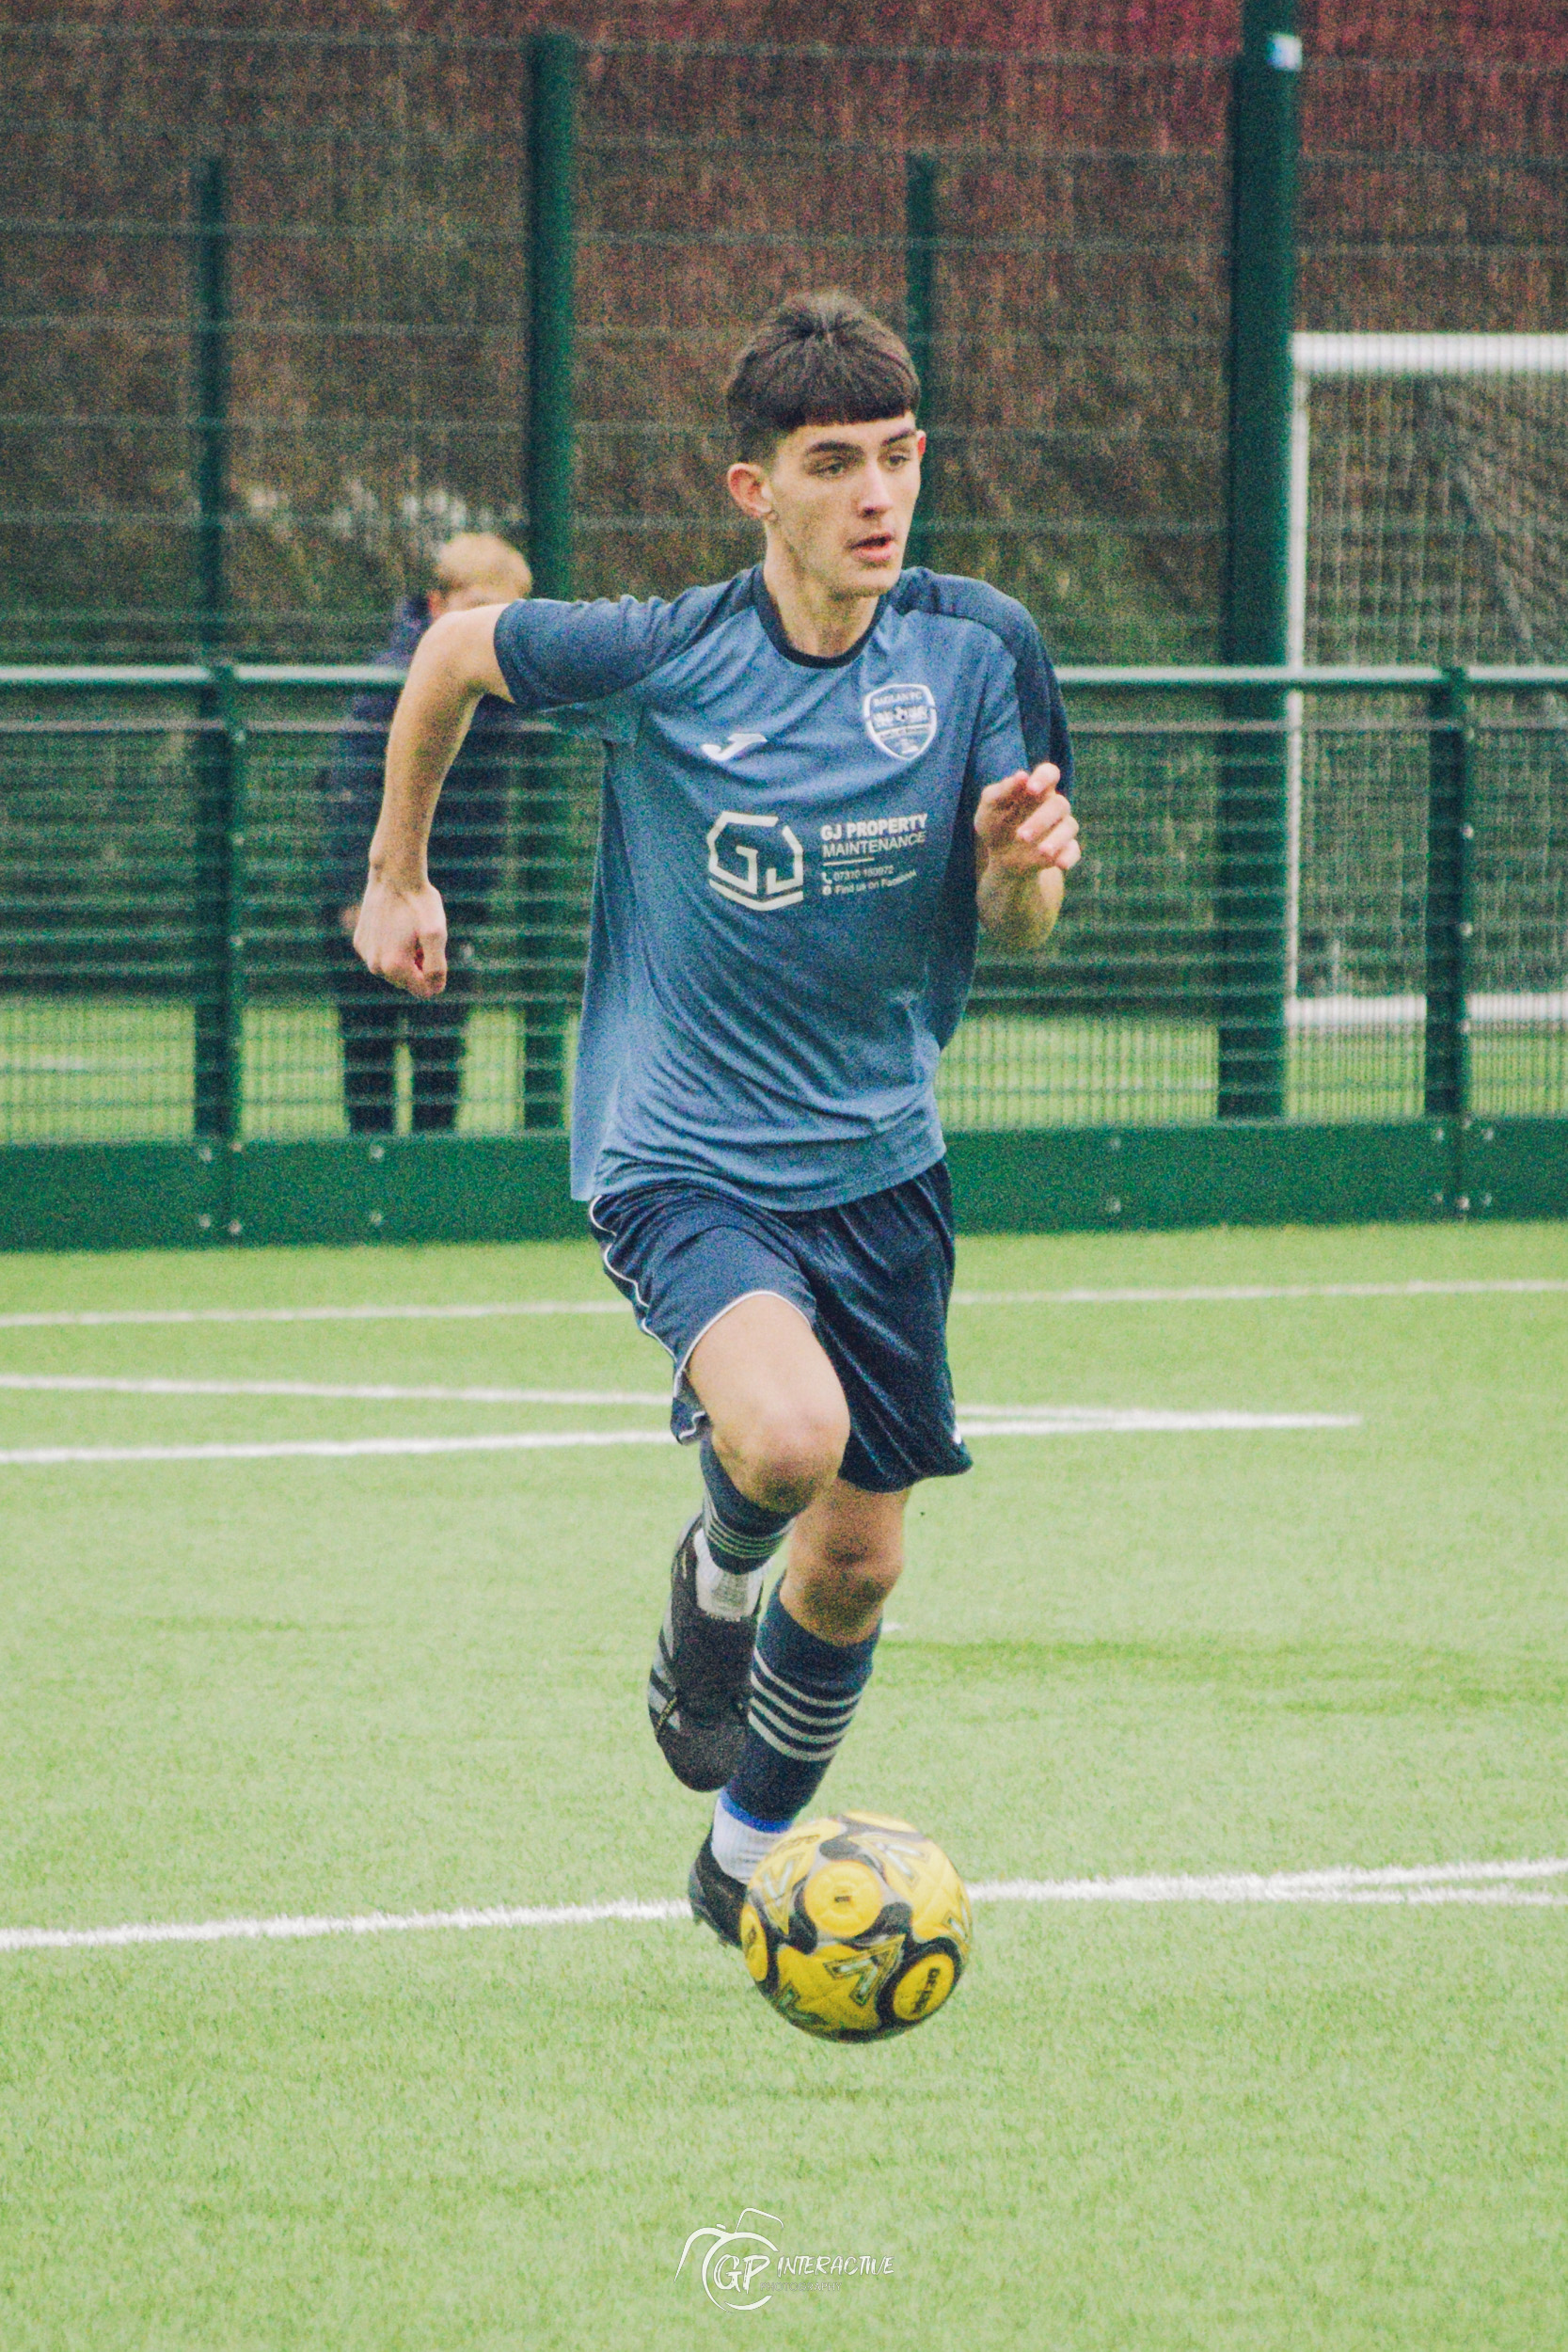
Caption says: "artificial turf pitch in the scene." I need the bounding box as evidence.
[1,1218,1565,2348]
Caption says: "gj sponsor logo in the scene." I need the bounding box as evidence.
[818,811,929,898]
[706,811,804,911]
[863,680,938,760]
[676,2208,894,2312]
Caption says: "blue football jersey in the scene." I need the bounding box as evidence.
[491,564,1071,1210]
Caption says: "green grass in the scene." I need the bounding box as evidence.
[1,996,1562,1140]
[0,998,533,1142]
[1,1219,1567,2346]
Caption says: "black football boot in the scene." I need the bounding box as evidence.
[646,1516,759,1791]
[688,1828,749,1948]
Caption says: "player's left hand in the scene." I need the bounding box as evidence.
[974,763,1081,877]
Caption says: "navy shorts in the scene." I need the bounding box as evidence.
[588,1162,972,1495]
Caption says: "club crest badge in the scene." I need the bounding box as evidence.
[862,681,938,761]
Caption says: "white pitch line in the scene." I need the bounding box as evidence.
[1,1278,1563,1329]
[950,1279,1568,1307]
[0,1375,669,1406]
[0,1429,678,1466]
[4,1856,1563,1955]
[958,1408,1359,1433]
[970,1855,1568,1903]
[0,1300,627,1329]
[0,1899,691,1953]
[0,1377,1357,1431]
[0,1411,1359,1467]
[0,1378,1357,1430]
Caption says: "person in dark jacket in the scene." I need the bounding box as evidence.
[321,532,532,1131]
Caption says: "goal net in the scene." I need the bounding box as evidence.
[1291,334,1568,670]
[1283,334,1568,1113]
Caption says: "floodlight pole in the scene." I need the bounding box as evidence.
[1218,0,1301,1120]
[905,154,938,573]
[522,32,579,1132]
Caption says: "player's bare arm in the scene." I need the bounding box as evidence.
[974,760,1081,951]
[353,603,512,998]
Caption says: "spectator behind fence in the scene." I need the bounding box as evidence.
[321,532,533,1132]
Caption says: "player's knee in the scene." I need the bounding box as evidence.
[820,1531,904,1616]
[731,1394,849,1514]
[793,1525,903,1638]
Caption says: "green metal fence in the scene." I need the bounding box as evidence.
[2,23,1241,663]
[8,23,1561,671]
[1,660,1563,1248]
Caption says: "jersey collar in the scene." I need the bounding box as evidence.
[748,565,886,670]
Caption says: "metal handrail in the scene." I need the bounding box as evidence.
[2,661,1567,692]
[0,664,405,691]
[1059,665,1568,691]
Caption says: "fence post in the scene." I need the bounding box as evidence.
[905,153,938,573]
[521,32,578,1132]
[189,157,243,1159]
[1424,666,1472,1146]
[527,33,578,604]
[1217,0,1300,1120]
[190,154,230,657]
[192,662,245,1156]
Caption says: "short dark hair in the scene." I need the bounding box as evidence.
[725,291,921,461]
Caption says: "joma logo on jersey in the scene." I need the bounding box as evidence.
[863,681,938,760]
[706,812,804,912]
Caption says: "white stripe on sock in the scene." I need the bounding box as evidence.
[747,1689,846,1737]
[750,1655,862,1724]
[748,1721,845,1765]
[747,1689,859,1744]
[691,1526,763,1621]
[702,1502,792,1564]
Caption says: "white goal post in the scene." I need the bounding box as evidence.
[1283,331,1568,1017]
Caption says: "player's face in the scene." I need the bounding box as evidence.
[732,416,924,599]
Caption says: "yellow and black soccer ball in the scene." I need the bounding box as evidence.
[738,1810,973,2042]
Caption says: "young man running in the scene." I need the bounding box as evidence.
[353,292,1080,1945]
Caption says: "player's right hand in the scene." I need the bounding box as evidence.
[353,871,449,998]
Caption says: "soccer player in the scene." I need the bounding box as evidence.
[353,292,1080,1946]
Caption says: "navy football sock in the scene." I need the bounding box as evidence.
[694,1434,793,1618]
[711,1589,879,1879]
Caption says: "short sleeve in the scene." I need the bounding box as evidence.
[966,620,1072,802]
[962,650,1070,823]
[895,572,1072,802]
[492,577,751,744]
